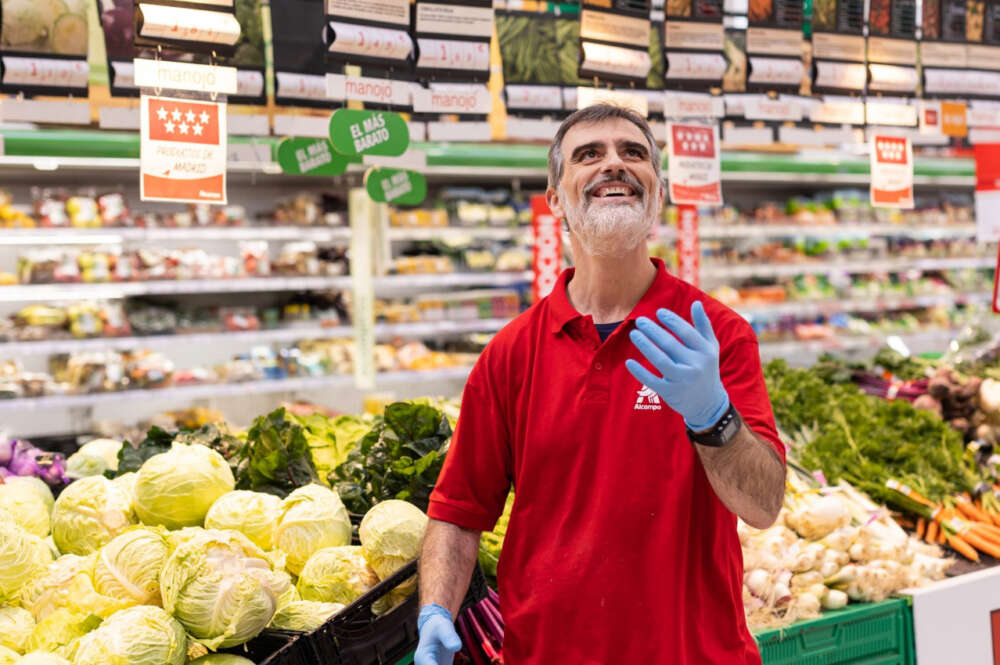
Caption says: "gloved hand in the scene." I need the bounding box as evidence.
[415,604,462,665]
[626,301,730,431]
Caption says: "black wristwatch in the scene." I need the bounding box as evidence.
[686,403,743,448]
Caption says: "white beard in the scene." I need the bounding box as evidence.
[561,188,656,258]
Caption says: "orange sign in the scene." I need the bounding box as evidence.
[942,101,969,137]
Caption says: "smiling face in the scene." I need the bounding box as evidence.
[546,117,664,258]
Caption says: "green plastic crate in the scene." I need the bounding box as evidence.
[754,598,915,665]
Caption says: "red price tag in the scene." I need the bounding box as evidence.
[531,195,562,302]
[676,204,700,288]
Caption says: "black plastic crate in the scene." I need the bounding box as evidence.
[303,560,489,665]
[221,628,314,665]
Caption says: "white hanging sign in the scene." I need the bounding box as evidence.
[666,122,722,206]
[413,84,492,114]
[327,22,413,61]
[141,95,227,205]
[133,58,238,94]
[870,134,913,209]
[326,74,411,106]
[664,91,725,118]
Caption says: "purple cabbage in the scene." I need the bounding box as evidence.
[2,439,68,488]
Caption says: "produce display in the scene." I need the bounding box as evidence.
[0,400,452,663]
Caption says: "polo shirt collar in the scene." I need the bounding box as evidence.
[548,258,676,334]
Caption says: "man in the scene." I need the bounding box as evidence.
[415,104,786,665]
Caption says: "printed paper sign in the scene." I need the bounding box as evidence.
[975,144,1000,244]
[942,101,969,137]
[870,135,913,209]
[667,122,722,206]
[919,100,942,135]
[531,195,562,302]
[140,95,227,204]
[676,204,700,288]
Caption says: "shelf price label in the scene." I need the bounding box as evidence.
[364,167,427,205]
[329,109,409,157]
[869,135,914,209]
[276,137,348,176]
[140,94,227,205]
[666,122,722,206]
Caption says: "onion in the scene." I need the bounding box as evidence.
[745,569,770,597]
[822,589,848,610]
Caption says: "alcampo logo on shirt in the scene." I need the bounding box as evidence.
[634,386,662,411]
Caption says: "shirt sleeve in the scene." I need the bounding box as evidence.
[719,338,786,462]
[428,351,513,532]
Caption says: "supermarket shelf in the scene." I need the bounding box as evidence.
[694,223,978,240]
[0,318,513,356]
[0,227,352,245]
[706,256,996,279]
[386,227,529,241]
[0,276,353,302]
[737,292,994,318]
[0,272,532,302]
[0,367,474,412]
[758,327,968,363]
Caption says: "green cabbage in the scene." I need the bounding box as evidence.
[93,527,169,606]
[20,553,125,622]
[0,516,46,604]
[0,605,34,653]
[72,605,186,665]
[134,443,234,529]
[159,529,289,649]
[3,476,55,514]
[0,645,19,665]
[274,484,352,575]
[112,472,137,503]
[269,600,343,631]
[0,480,50,536]
[204,490,282,551]
[66,439,123,479]
[276,583,300,609]
[51,476,135,555]
[296,546,378,605]
[189,655,256,665]
[19,652,71,665]
[23,609,101,658]
[359,500,428,582]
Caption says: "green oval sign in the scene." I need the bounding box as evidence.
[276,137,348,176]
[329,109,409,157]
[365,167,427,205]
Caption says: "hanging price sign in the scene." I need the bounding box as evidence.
[530,195,562,302]
[666,122,722,206]
[329,109,409,157]
[975,143,1000,244]
[869,135,914,209]
[276,137,348,176]
[364,167,427,205]
[676,204,700,288]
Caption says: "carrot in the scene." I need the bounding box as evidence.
[956,497,993,524]
[916,517,927,539]
[961,530,1000,559]
[885,480,936,507]
[938,526,948,545]
[925,519,939,544]
[947,533,980,561]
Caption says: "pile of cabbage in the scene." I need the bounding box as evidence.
[0,440,430,664]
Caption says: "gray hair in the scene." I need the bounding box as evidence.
[547,104,663,189]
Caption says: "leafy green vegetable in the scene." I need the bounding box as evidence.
[332,402,452,514]
[285,412,370,483]
[235,408,319,497]
[765,360,980,504]
[175,423,244,476]
[109,427,174,477]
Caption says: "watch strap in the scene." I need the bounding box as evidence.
[686,403,742,448]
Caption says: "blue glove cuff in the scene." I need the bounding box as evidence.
[418,604,453,631]
[684,393,731,432]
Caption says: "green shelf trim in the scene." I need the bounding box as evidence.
[0,129,977,178]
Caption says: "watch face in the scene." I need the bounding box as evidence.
[722,415,741,440]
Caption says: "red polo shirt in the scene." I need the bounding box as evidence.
[428,258,784,665]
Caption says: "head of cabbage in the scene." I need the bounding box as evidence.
[0,480,50,537]
[18,652,71,665]
[0,516,48,604]
[359,500,428,582]
[269,600,343,632]
[296,546,379,605]
[93,526,170,607]
[134,443,234,529]
[0,645,19,665]
[273,484,352,576]
[19,553,124,621]
[65,438,122,479]
[159,529,290,649]
[51,476,135,555]
[2,475,54,514]
[0,605,34,654]
[23,608,101,658]
[72,605,187,665]
[112,471,137,502]
[204,490,282,551]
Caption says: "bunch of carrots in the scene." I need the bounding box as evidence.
[885,479,1000,563]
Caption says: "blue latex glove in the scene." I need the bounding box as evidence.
[626,301,730,431]
[415,604,462,665]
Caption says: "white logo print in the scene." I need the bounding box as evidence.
[634,386,662,411]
